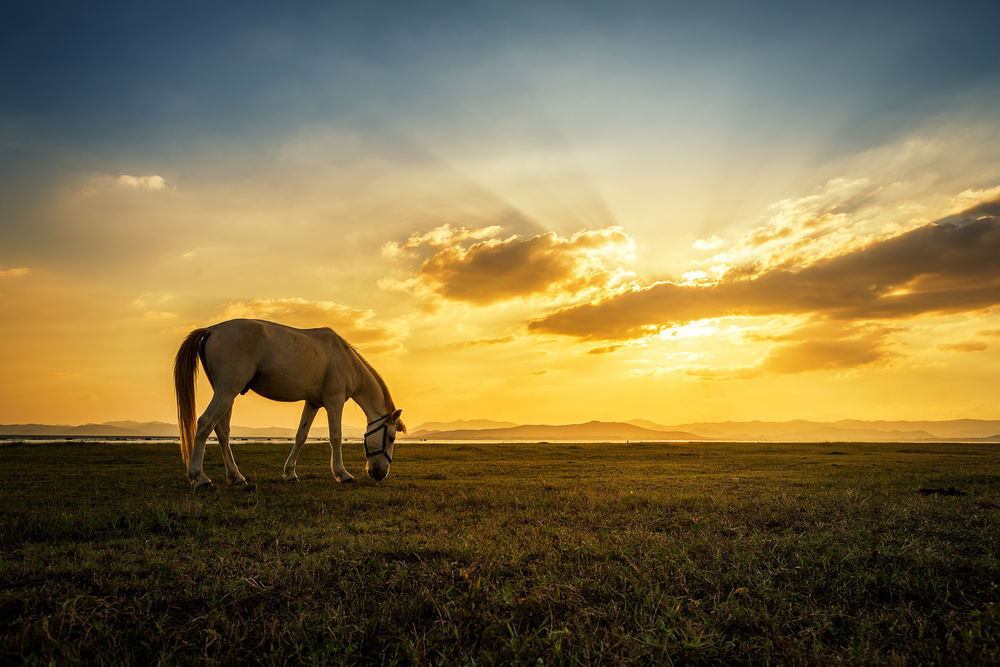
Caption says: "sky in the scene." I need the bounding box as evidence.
[2,1,1000,429]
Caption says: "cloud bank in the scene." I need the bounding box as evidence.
[116,174,166,190]
[529,200,1000,340]
[388,224,635,305]
[217,298,397,348]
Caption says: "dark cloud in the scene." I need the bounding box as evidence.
[755,321,897,375]
[458,335,516,347]
[937,341,988,352]
[761,336,890,374]
[587,344,623,355]
[413,228,632,305]
[690,321,896,378]
[529,202,1000,340]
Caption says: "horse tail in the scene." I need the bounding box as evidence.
[174,328,210,467]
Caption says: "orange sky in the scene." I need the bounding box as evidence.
[2,4,1000,428]
[2,163,999,429]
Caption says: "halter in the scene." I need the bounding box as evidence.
[363,412,395,464]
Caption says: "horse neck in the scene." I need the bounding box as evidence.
[351,356,390,423]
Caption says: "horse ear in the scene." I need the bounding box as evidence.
[391,408,402,421]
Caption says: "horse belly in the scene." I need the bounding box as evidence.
[250,381,319,403]
[249,338,329,403]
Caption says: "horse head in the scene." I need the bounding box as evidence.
[364,408,405,481]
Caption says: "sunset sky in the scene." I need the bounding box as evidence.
[2,1,1000,429]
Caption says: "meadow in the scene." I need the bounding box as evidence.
[0,439,998,664]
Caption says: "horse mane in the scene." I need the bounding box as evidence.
[346,341,395,413]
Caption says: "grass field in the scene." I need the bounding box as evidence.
[1,439,998,664]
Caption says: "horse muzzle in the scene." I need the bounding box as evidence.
[366,463,389,482]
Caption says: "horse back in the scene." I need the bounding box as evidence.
[204,319,345,403]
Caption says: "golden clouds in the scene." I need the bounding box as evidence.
[665,320,898,379]
[382,224,503,256]
[387,224,635,305]
[216,298,399,349]
[0,267,29,278]
[529,202,1000,340]
[142,311,178,320]
[758,323,897,374]
[587,344,624,355]
[380,193,1000,386]
[116,174,166,190]
[937,341,989,353]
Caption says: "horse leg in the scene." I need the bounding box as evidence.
[214,405,246,486]
[188,390,238,488]
[325,398,354,483]
[283,402,319,482]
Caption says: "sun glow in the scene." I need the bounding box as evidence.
[2,2,1000,429]
[658,319,721,340]
[679,270,709,285]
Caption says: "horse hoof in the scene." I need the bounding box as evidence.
[282,475,299,483]
[194,481,215,491]
[229,478,248,487]
[340,477,356,484]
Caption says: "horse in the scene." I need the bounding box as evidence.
[173,318,405,488]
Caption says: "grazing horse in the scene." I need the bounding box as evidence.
[173,319,405,488]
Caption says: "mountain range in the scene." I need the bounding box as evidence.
[0,420,364,439]
[408,418,1000,442]
[2,419,998,442]
[407,421,708,441]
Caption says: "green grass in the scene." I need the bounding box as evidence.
[1,439,998,664]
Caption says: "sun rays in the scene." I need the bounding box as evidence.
[2,3,1000,426]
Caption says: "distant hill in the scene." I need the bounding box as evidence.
[103,421,182,436]
[411,419,520,432]
[409,418,1000,442]
[3,418,999,442]
[0,423,145,437]
[407,420,708,441]
[631,420,937,442]
[827,419,1000,439]
[0,420,365,439]
[647,419,1000,442]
